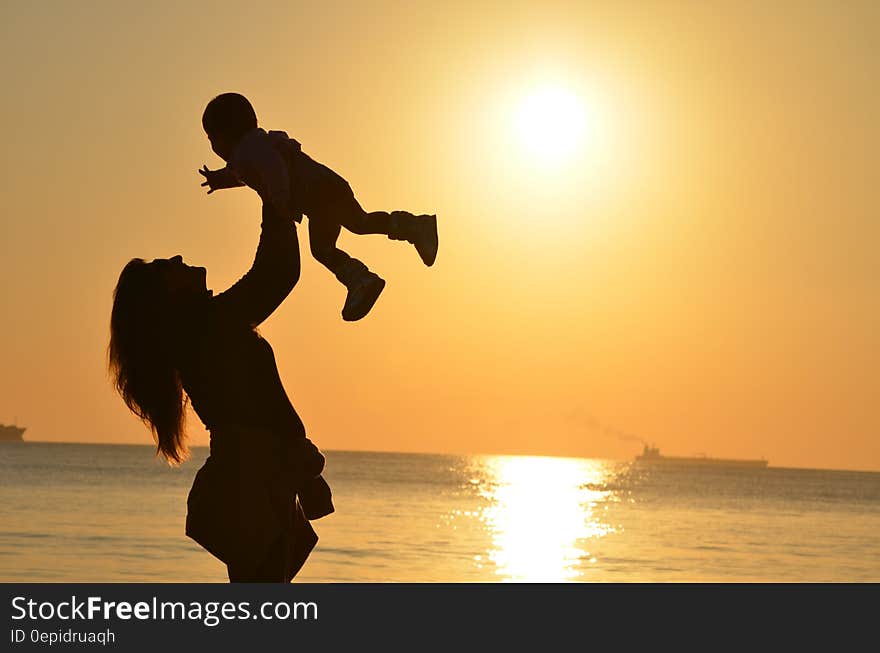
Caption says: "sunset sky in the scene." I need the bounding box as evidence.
[1,1,877,471]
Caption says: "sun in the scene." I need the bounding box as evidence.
[515,85,588,163]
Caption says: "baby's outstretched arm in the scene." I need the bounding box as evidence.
[198,165,245,194]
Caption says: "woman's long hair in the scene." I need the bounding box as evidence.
[108,259,190,465]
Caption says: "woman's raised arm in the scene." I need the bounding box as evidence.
[212,204,300,328]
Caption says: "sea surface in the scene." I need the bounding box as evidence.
[1,442,878,582]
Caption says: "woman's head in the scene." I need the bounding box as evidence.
[108,255,208,464]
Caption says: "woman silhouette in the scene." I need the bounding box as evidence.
[108,204,332,582]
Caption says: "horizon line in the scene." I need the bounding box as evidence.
[7,439,880,474]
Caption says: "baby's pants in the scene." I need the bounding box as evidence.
[307,180,399,281]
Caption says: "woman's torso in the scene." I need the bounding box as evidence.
[176,309,305,439]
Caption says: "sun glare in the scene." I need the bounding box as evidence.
[516,85,588,163]
[479,456,615,581]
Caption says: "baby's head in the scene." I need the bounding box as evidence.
[202,93,258,160]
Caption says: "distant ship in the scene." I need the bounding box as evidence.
[635,445,767,469]
[0,423,26,442]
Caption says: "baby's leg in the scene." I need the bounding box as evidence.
[320,187,393,235]
[308,214,385,321]
[307,213,350,275]
[330,187,438,267]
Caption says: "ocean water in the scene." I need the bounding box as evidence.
[1,442,878,582]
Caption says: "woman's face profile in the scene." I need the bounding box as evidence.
[152,255,208,296]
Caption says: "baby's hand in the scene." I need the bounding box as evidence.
[198,165,229,194]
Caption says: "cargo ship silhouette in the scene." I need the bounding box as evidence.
[0,423,26,442]
[635,444,768,469]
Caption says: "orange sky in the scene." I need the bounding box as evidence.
[1,1,878,471]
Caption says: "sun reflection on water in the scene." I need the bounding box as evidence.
[475,456,616,582]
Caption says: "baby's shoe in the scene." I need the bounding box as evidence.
[389,212,438,267]
[340,263,386,321]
